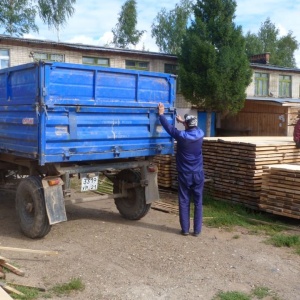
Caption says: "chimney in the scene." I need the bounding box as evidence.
[250,52,270,64]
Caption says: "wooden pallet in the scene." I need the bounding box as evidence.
[152,200,179,214]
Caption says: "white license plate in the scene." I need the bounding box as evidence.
[81,176,98,192]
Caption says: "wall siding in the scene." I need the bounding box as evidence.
[220,101,289,136]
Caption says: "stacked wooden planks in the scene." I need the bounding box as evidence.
[170,155,178,190]
[203,136,300,209]
[260,164,300,219]
[153,155,173,188]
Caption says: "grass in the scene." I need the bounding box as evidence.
[50,277,85,295]
[202,194,285,233]
[265,233,300,254]
[213,286,281,300]
[213,291,251,300]
[251,286,273,299]
[10,277,84,299]
[200,193,300,254]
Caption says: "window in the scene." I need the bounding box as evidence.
[164,63,180,92]
[125,60,149,71]
[82,56,110,67]
[164,64,177,74]
[254,72,269,96]
[33,52,64,62]
[279,75,291,98]
[0,49,9,69]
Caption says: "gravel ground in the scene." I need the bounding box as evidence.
[0,191,300,300]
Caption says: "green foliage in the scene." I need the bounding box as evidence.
[0,0,38,36]
[0,0,76,38]
[245,18,299,67]
[179,0,252,114]
[38,0,76,33]
[151,0,193,54]
[112,0,145,48]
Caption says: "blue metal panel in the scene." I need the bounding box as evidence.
[0,62,175,165]
[0,105,39,157]
[43,63,175,107]
[40,106,174,164]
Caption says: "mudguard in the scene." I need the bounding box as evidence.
[42,177,67,225]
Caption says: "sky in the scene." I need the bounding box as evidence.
[23,0,300,67]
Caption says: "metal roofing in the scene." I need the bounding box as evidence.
[0,34,177,59]
[251,63,300,73]
[247,96,300,106]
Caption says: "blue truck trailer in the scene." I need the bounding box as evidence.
[0,61,176,238]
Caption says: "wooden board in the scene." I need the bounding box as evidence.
[0,287,13,300]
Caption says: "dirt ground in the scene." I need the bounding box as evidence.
[0,190,300,300]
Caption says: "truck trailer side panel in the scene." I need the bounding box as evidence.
[0,62,176,165]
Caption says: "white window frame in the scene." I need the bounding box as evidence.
[33,52,64,62]
[0,49,10,69]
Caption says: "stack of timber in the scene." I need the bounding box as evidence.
[153,155,173,188]
[170,155,178,190]
[203,136,300,209]
[260,164,300,219]
[171,142,178,189]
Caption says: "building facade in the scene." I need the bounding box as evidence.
[1,36,300,136]
[218,53,300,136]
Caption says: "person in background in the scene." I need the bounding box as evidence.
[157,102,205,236]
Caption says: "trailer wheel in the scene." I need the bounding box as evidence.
[16,176,51,238]
[113,169,151,220]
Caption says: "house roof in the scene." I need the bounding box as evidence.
[0,34,177,60]
[247,96,300,107]
[251,63,300,73]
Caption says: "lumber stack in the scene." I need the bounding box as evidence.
[260,164,300,219]
[203,136,300,209]
[153,155,173,188]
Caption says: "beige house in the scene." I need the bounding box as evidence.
[1,36,300,136]
[0,34,196,132]
[218,53,300,136]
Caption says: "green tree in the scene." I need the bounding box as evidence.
[112,0,145,48]
[245,18,299,67]
[0,0,76,39]
[151,0,193,55]
[37,0,76,41]
[179,0,252,134]
[0,0,38,36]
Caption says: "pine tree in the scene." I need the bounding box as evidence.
[179,0,252,117]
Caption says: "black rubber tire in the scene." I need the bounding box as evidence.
[113,169,151,220]
[16,176,51,239]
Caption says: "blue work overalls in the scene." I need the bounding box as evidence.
[159,114,204,234]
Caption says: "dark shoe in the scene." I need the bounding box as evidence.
[181,230,189,236]
[193,232,200,237]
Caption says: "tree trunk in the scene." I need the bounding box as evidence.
[206,111,212,137]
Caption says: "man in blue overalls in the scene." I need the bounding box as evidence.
[158,103,205,236]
